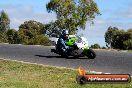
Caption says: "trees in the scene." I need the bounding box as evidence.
[105,26,132,50]
[90,43,101,49]
[44,21,62,37]
[111,30,125,49]
[123,39,132,50]
[0,1,100,45]
[127,29,132,33]
[18,20,44,44]
[104,26,120,48]
[19,20,44,35]
[123,30,132,50]
[18,20,51,45]
[28,35,52,45]
[0,10,10,43]
[46,0,100,34]
[0,10,10,32]
[6,29,20,44]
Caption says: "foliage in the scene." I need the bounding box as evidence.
[46,0,100,35]
[111,30,125,49]
[18,20,42,44]
[105,26,132,50]
[127,29,132,33]
[44,21,62,37]
[18,29,30,44]
[123,39,132,50]
[90,43,101,49]
[0,10,10,32]
[19,20,44,35]
[18,20,52,45]
[28,35,52,46]
[0,10,10,43]
[102,46,106,49]
[104,26,120,48]
[6,29,20,44]
[0,32,8,43]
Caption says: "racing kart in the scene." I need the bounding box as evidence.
[51,35,96,59]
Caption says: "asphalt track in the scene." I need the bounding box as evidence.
[0,44,132,75]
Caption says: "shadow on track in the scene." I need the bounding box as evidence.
[35,55,62,58]
[35,55,92,59]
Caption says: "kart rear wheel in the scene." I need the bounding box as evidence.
[86,49,96,59]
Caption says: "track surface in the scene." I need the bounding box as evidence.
[0,44,132,75]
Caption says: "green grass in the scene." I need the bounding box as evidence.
[128,50,132,52]
[0,59,131,88]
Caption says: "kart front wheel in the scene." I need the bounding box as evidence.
[86,49,96,59]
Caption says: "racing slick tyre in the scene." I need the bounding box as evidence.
[86,49,96,59]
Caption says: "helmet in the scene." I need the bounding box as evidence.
[62,30,69,35]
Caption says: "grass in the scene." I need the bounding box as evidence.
[128,50,132,52]
[0,59,131,88]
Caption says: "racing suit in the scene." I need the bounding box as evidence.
[57,35,69,52]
